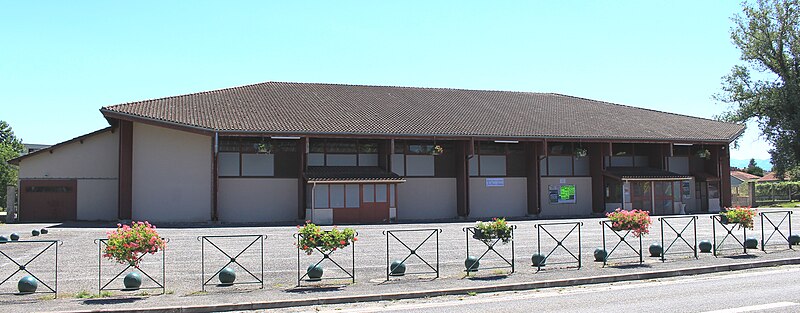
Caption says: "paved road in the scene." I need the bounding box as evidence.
[269,265,800,313]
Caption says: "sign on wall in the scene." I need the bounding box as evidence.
[548,184,577,204]
[486,178,505,187]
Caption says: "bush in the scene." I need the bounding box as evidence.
[606,209,652,237]
[297,222,357,255]
[103,221,165,267]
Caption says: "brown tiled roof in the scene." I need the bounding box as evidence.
[101,82,744,142]
[730,170,760,182]
[604,167,692,181]
[305,166,405,183]
[757,172,780,182]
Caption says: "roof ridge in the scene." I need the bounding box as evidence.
[102,81,550,109]
[546,93,736,125]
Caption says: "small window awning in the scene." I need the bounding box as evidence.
[305,166,406,183]
[604,167,691,181]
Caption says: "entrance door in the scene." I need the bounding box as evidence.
[19,179,77,221]
[697,182,709,212]
[630,181,652,212]
[653,182,674,215]
[360,184,390,223]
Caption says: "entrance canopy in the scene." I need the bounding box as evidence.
[305,166,406,184]
[604,167,691,181]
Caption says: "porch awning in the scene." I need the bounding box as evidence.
[604,167,691,181]
[305,166,406,183]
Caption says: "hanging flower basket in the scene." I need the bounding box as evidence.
[696,149,711,160]
[296,222,357,255]
[431,145,444,156]
[719,207,755,229]
[473,218,512,244]
[606,209,652,237]
[256,142,272,154]
[103,221,165,267]
[574,147,588,158]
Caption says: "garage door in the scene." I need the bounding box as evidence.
[19,179,77,222]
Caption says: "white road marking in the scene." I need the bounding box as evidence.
[308,266,800,313]
[699,302,799,313]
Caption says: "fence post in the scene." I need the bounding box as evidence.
[5,185,16,223]
[748,182,757,208]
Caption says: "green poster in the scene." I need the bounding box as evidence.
[559,185,576,204]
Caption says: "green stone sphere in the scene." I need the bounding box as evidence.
[698,240,713,253]
[306,264,323,280]
[40,228,49,235]
[31,229,40,237]
[218,267,236,284]
[18,276,38,293]
[531,253,547,266]
[9,233,19,241]
[0,236,8,243]
[789,234,800,245]
[745,237,759,249]
[465,256,480,272]
[390,260,407,276]
[649,243,663,257]
[123,272,142,290]
[593,248,607,262]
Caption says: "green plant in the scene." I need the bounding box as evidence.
[75,290,92,299]
[474,218,513,244]
[606,209,652,237]
[720,207,756,229]
[297,221,357,255]
[103,221,165,267]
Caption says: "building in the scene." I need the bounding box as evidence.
[7,82,745,223]
[22,143,51,155]
[757,172,781,183]
[730,170,760,187]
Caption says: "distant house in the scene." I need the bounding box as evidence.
[757,172,781,183]
[730,170,760,187]
[22,144,50,155]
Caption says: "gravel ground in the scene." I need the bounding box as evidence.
[0,208,798,313]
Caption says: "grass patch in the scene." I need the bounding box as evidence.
[184,291,208,297]
[770,201,800,208]
[467,292,477,296]
[75,290,113,299]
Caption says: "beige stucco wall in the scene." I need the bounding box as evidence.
[468,177,527,218]
[77,179,118,220]
[19,129,118,179]
[539,177,593,217]
[18,128,119,221]
[397,178,457,220]
[218,178,297,223]
[132,123,211,222]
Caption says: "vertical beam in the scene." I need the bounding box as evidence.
[118,120,133,220]
[589,143,606,213]
[720,144,732,208]
[298,137,308,220]
[211,133,219,221]
[378,139,390,170]
[525,142,540,215]
[455,141,469,217]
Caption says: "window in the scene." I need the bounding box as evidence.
[612,143,634,156]
[358,141,378,153]
[330,185,345,208]
[325,139,357,153]
[376,184,387,202]
[363,184,375,202]
[548,142,573,155]
[345,184,360,208]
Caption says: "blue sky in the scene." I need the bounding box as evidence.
[0,1,771,164]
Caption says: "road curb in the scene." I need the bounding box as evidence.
[57,257,800,313]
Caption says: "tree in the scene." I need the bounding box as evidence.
[744,158,766,176]
[716,0,800,179]
[0,120,24,208]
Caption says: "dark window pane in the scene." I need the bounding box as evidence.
[548,142,574,155]
[309,139,325,153]
[612,143,633,156]
[479,142,506,155]
[273,140,297,153]
[394,141,405,154]
[673,145,691,156]
[219,137,240,152]
[26,186,72,192]
[359,141,379,153]
[326,139,357,153]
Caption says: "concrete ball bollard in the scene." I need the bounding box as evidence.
[390,260,407,276]
[31,229,40,237]
[788,234,800,245]
[40,228,49,235]
[306,264,323,281]
[593,248,607,262]
[649,243,663,257]
[698,240,713,253]
[464,256,480,272]
[218,267,236,285]
[745,237,759,249]
[18,276,38,293]
[10,233,19,241]
[531,253,547,267]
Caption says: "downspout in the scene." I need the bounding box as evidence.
[310,182,317,223]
